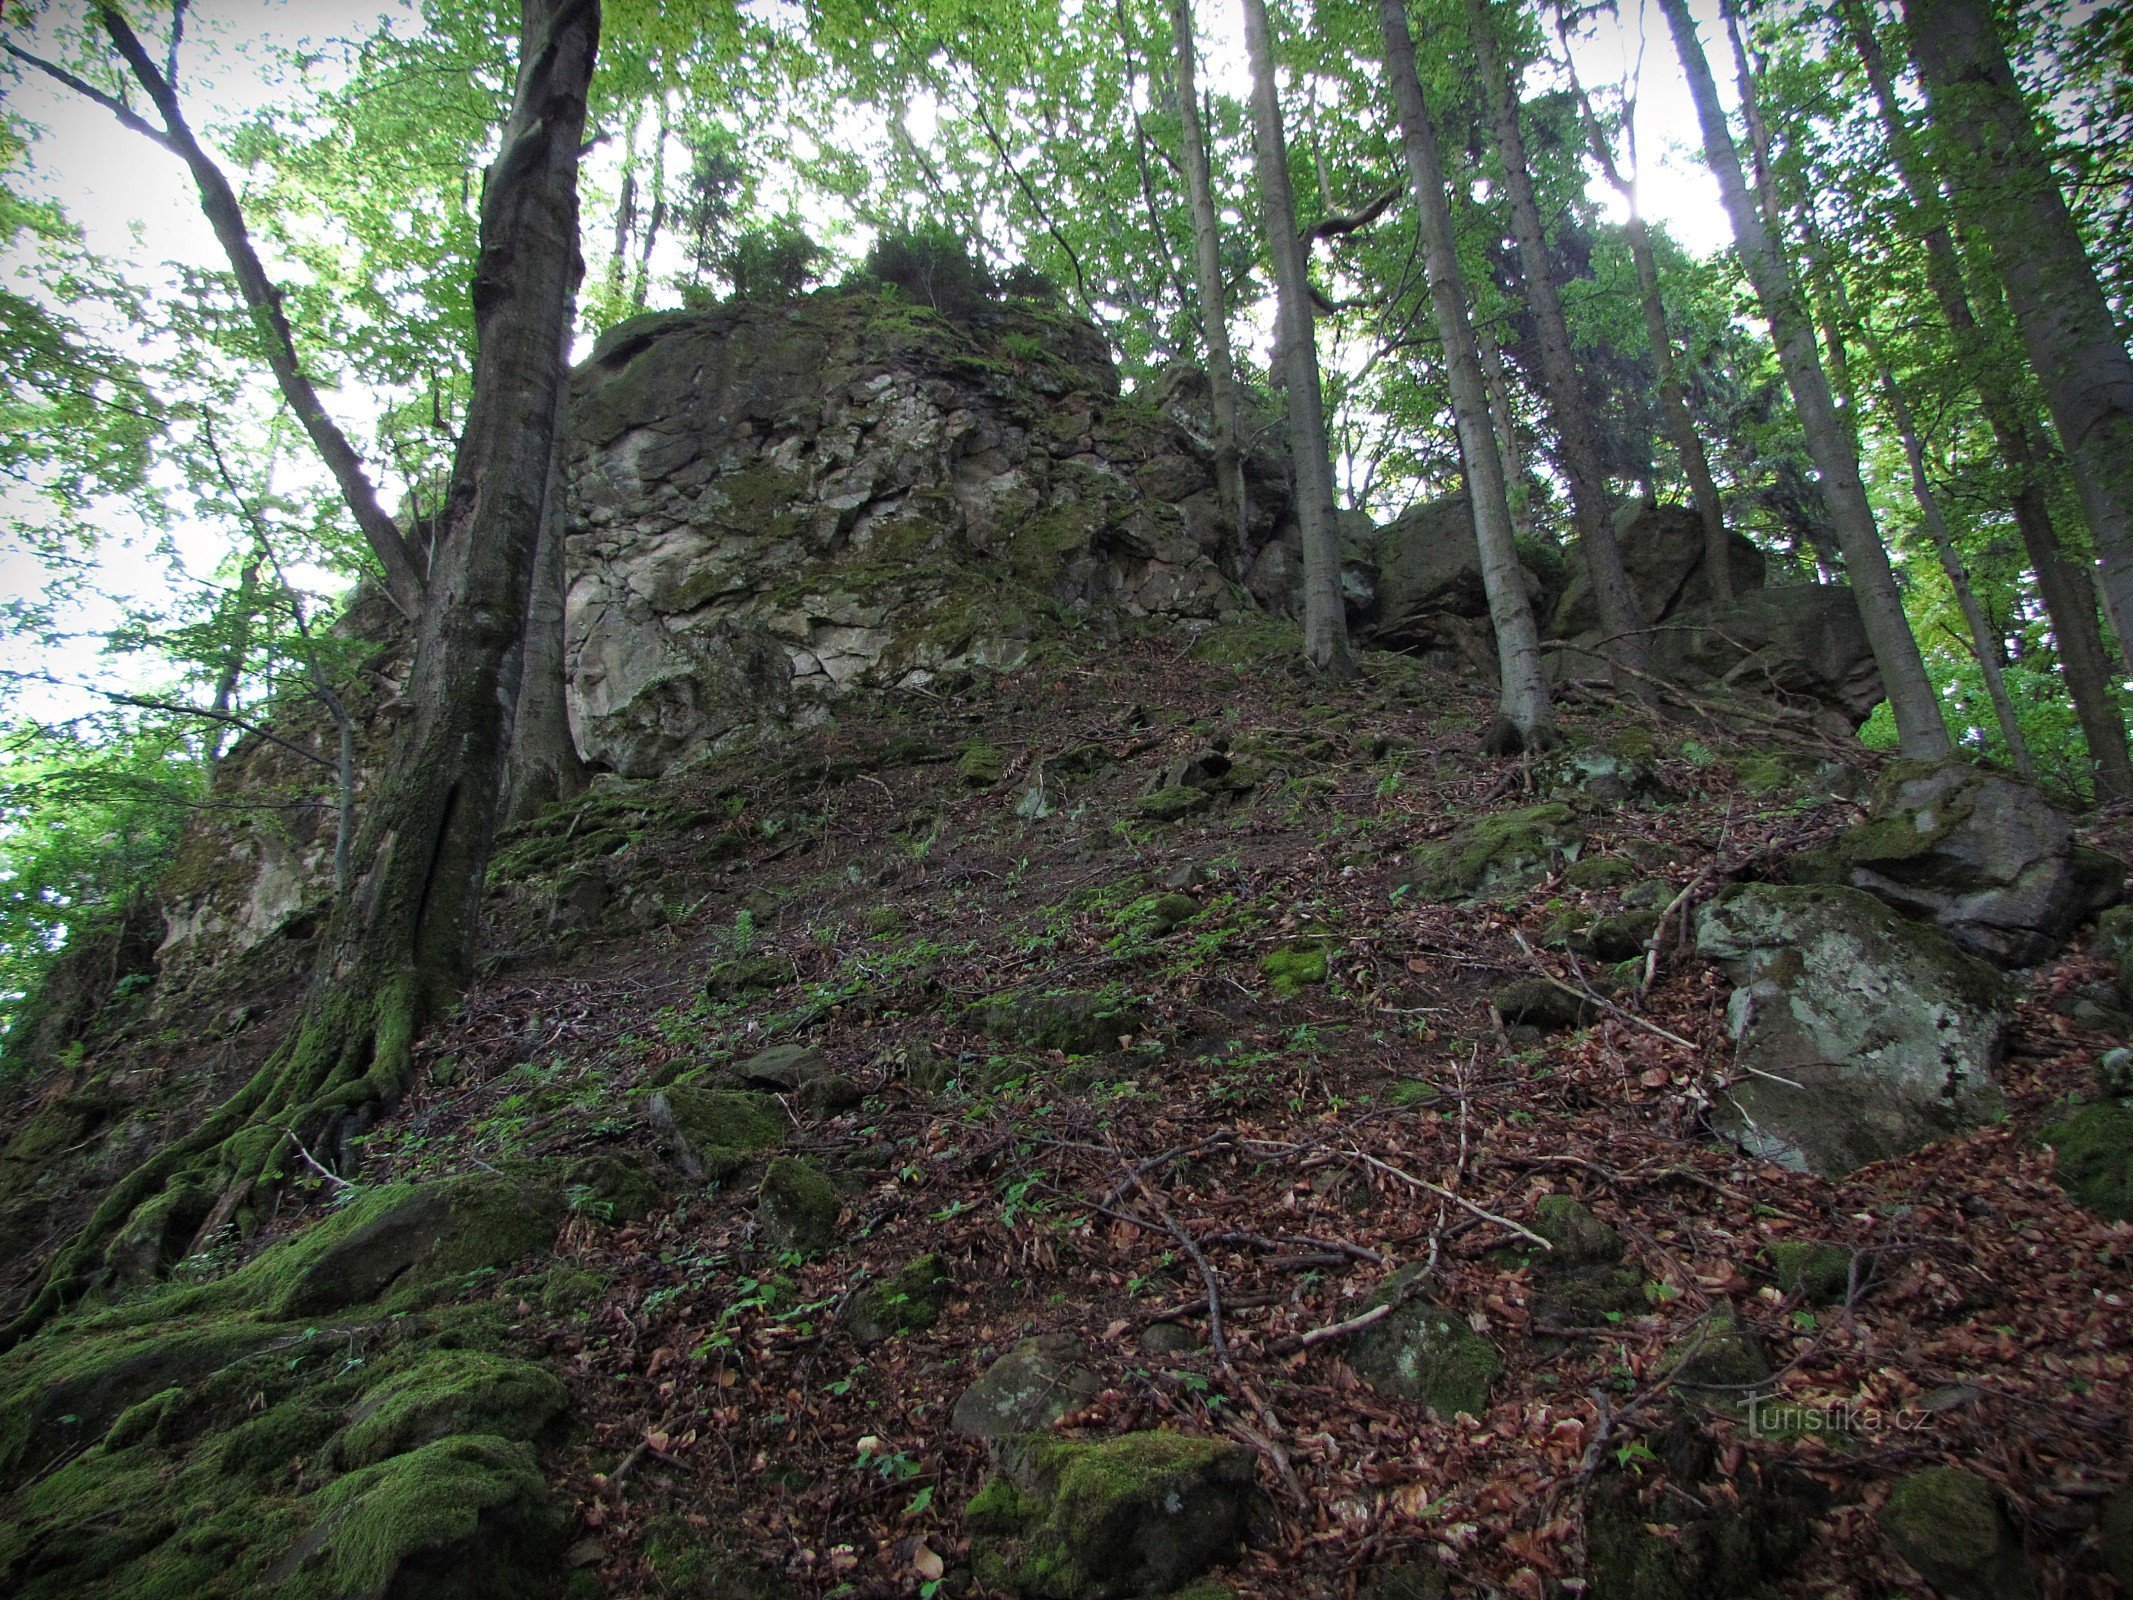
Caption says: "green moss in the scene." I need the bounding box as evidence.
[1880,1466,2035,1599]
[1407,804,1583,901]
[1765,1240,1854,1303]
[536,1265,612,1316]
[215,1397,340,1483]
[641,1514,794,1599]
[660,1087,785,1181]
[958,742,1006,787]
[2043,1103,2133,1219]
[1603,728,1660,761]
[757,1157,840,1254]
[334,1350,567,1470]
[1669,1308,1769,1392]
[1735,753,1797,795]
[305,1433,562,1598]
[966,1476,1032,1534]
[1531,1197,1622,1266]
[1189,618,1302,668]
[976,989,1141,1054]
[1260,946,1328,998]
[847,1253,951,1344]
[704,954,793,999]
[1565,856,1635,890]
[1136,786,1210,820]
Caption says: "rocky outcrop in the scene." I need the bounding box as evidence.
[1804,759,2124,965]
[562,289,1289,777]
[1696,884,2010,1177]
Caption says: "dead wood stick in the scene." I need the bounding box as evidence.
[1344,1148,1550,1250]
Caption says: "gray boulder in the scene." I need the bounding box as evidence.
[951,1334,1101,1444]
[1648,585,1884,728]
[1365,494,1557,648]
[1549,502,1765,638]
[1834,758,2123,965]
[1696,884,2010,1176]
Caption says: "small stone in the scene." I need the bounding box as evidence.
[1137,785,1210,821]
[1584,910,1662,963]
[1137,1322,1200,1355]
[958,743,1006,787]
[1405,804,1584,901]
[1347,1270,1502,1418]
[1490,978,1588,1031]
[1565,855,1636,890]
[1669,1306,1769,1393]
[950,1335,1101,1442]
[1530,1196,1622,1266]
[651,1087,784,1182]
[2100,1046,2133,1100]
[1158,861,1207,891]
[1879,1467,2038,1600]
[735,1043,834,1091]
[1765,1240,1855,1303]
[1145,893,1199,933]
[705,954,793,999]
[977,989,1141,1055]
[758,1157,839,1254]
[846,1253,952,1346]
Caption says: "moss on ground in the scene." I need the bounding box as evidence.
[2043,1103,2133,1220]
[333,1350,567,1469]
[1406,804,1583,901]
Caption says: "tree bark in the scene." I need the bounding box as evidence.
[501,406,590,827]
[80,7,428,619]
[1904,0,2133,659]
[1658,0,1949,758]
[1473,318,1536,545]
[1843,0,2128,797]
[1241,0,1355,679]
[1468,0,1647,683]
[0,0,602,1354]
[1377,0,1554,750]
[1169,0,1250,564]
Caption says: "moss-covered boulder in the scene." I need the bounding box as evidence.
[951,1334,1101,1445]
[1667,1307,1769,1394]
[1833,757,2123,965]
[1878,1467,2037,1600]
[1345,1270,1501,1418]
[757,1157,840,1253]
[704,954,793,999]
[1260,945,1328,999]
[1516,1199,1645,1333]
[978,989,1142,1055]
[1584,1421,1815,1600]
[650,1086,784,1181]
[1136,786,1210,821]
[1405,804,1583,901]
[968,1431,1256,1599]
[1765,1240,1855,1303]
[100,1180,217,1286]
[255,1175,564,1321]
[1538,745,1666,806]
[291,1433,566,1600]
[1695,884,2010,1176]
[846,1253,952,1346]
[1530,1196,1621,1265]
[2041,1103,2133,1220]
[333,1351,568,1470]
[1565,855,1636,890]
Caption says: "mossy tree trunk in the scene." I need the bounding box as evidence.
[1658,0,1950,760]
[1377,0,1555,751]
[1467,0,1649,688]
[501,414,591,828]
[1241,0,1356,680]
[0,0,602,1352]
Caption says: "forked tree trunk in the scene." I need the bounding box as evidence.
[1378,0,1554,751]
[1897,0,2133,791]
[1168,0,1250,563]
[0,0,602,1353]
[1241,0,1356,679]
[1467,0,1647,684]
[1658,0,1949,758]
[1473,319,1537,545]
[1837,0,2127,801]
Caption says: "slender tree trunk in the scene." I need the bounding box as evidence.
[1864,331,2036,777]
[1904,0,2133,675]
[1557,43,1732,603]
[1113,0,1189,355]
[1659,0,1949,757]
[632,98,668,310]
[1838,0,2131,799]
[1377,0,1554,750]
[1170,0,1249,564]
[1241,0,1355,679]
[502,400,590,827]
[1473,319,1536,544]
[1468,0,1646,683]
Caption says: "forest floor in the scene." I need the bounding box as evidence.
[305,621,2133,1599]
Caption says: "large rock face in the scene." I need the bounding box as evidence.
[562,290,1288,776]
[1548,502,1765,638]
[1695,884,2010,1177]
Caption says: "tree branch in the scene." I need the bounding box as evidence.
[89,3,428,619]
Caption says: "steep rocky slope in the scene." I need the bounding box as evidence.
[4,286,2132,1600]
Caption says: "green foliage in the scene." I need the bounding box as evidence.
[862,223,997,316]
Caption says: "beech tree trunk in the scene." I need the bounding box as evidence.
[1558,46,1732,603]
[1169,0,1249,563]
[0,0,602,1353]
[1473,319,1537,546]
[1378,0,1554,750]
[1658,0,1949,758]
[1468,0,1647,682]
[502,410,590,826]
[1898,0,2133,788]
[1241,0,1355,679]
